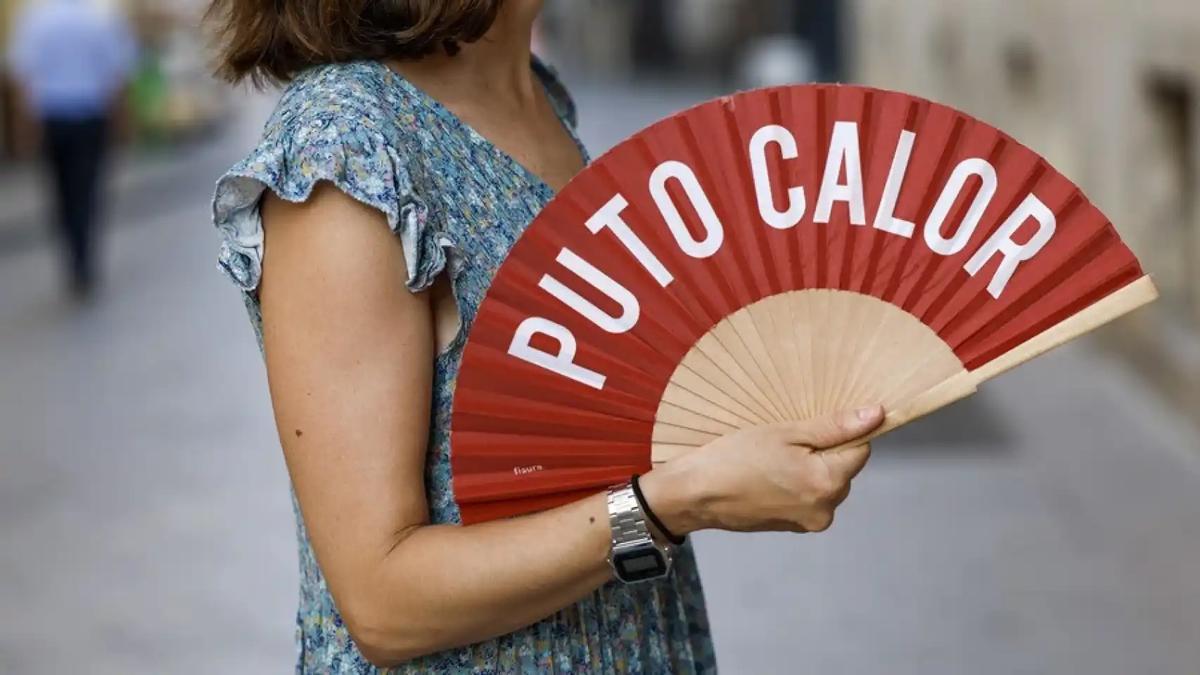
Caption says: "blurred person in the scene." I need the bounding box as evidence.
[207,0,883,671]
[7,0,136,297]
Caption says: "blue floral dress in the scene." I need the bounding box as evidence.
[211,60,716,673]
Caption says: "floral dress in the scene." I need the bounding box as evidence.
[211,59,716,674]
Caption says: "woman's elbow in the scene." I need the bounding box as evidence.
[346,622,409,669]
[340,593,436,668]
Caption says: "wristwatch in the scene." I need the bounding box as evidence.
[606,482,674,583]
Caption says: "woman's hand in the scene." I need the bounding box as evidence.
[640,406,884,536]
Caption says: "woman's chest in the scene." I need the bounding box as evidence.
[420,150,556,352]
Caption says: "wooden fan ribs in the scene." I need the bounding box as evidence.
[451,84,1156,523]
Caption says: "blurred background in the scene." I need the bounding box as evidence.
[2,0,1198,673]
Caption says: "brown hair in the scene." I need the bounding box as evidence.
[207,0,505,85]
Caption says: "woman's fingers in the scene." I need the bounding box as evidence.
[767,405,885,449]
[688,406,884,535]
[821,442,872,482]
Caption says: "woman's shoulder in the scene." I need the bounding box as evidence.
[258,57,575,154]
[212,61,431,294]
[262,61,409,147]
[271,62,390,119]
[219,61,423,211]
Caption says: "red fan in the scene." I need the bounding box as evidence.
[450,84,1157,524]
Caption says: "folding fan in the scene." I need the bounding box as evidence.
[450,84,1158,524]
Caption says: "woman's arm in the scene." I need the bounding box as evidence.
[259,184,619,665]
[259,183,882,667]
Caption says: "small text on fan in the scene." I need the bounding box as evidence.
[510,120,1057,391]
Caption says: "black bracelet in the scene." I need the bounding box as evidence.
[630,474,686,546]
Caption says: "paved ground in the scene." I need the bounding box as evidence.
[1,78,1199,675]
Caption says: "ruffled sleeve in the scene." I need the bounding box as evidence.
[211,100,450,296]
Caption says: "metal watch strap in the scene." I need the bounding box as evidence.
[608,483,654,547]
[607,483,673,584]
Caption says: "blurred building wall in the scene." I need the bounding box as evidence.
[852,0,1200,413]
[543,0,846,83]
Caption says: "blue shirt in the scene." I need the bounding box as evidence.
[7,0,136,119]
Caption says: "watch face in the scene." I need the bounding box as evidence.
[613,545,668,582]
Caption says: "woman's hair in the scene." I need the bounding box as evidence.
[206,0,505,85]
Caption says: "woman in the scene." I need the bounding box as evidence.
[208,1,883,672]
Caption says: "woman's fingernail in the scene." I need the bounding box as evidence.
[856,406,881,421]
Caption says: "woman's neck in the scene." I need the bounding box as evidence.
[391,0,543,107]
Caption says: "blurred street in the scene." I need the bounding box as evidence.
[0,132,236,254]
[2,77,1199,675]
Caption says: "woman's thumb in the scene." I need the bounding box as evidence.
[780,405,884,449]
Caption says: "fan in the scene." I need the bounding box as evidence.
[449,84,1157,524]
